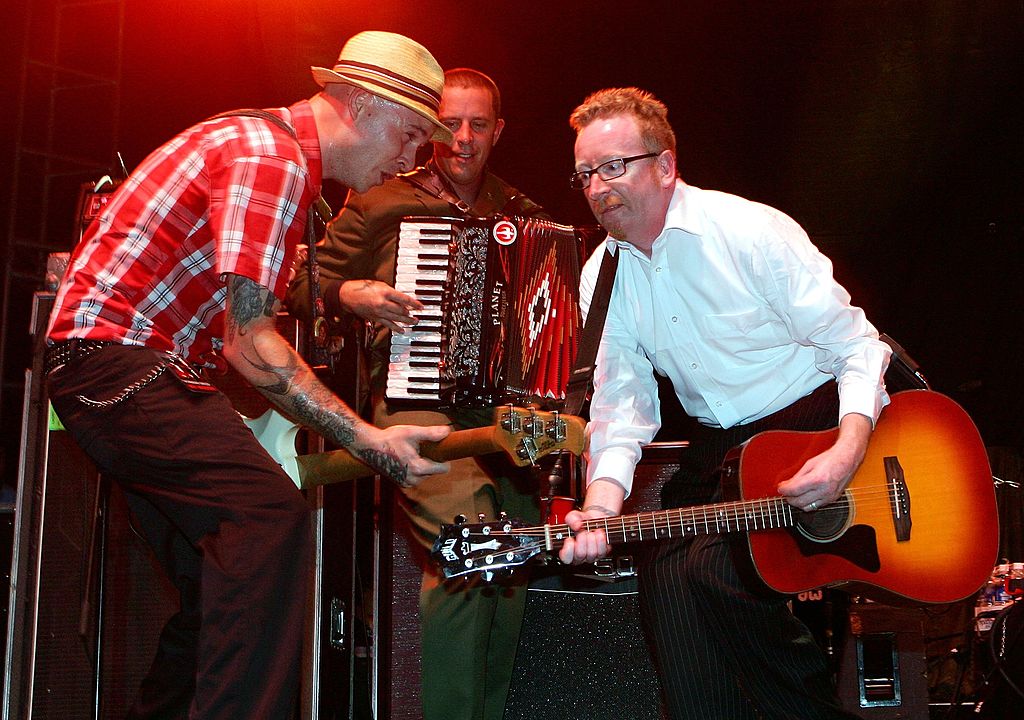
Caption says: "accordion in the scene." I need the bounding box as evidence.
[386,215,585,408]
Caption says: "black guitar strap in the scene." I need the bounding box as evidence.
[543,243,618,511]
[401,162,472,214]
[563,244,619,415]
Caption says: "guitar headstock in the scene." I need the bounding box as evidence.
[431,516,543,579]
[491,406,586,467]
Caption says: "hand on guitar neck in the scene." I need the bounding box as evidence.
[222,274,449,487]
[559,409,873,567]
[557,477,624,565]
[235,399,586,491]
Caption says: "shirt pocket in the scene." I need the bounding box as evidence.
[699,306,779,354]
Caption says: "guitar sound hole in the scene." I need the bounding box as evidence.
[795,492,852,543]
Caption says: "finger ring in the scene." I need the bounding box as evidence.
[808,501,818,511]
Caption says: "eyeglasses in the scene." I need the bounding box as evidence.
[569,153,659,190]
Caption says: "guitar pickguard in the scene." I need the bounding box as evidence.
[791,524,881,573]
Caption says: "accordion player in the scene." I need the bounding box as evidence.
[386,215,589,409]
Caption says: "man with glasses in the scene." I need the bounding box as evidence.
[559,87,888,719]
[288,68,547,720]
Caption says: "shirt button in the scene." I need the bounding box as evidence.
[715,401,723,407]
[655,266,662,272]
[671,316,678,323]
[690,362,698,370]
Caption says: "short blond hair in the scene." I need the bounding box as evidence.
[444,68,501,119]
[569,87,676,156]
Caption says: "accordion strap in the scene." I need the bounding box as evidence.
[402,164,472,214]
[562,245,619,415]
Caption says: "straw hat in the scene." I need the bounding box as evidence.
[312,31,452,144]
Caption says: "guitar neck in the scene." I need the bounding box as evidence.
[544,498,799,550]
[293,426,504,489]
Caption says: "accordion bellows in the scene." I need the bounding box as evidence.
[387,216,583,408]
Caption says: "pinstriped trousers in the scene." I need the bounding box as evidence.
[642,381,862,719]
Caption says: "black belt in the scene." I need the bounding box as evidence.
[44,339,118,375]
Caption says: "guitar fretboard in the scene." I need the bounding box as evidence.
[576,497,797,546]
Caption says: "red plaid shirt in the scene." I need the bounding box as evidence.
[47,101,323,363]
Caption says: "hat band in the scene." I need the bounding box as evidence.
[332,60,441,112]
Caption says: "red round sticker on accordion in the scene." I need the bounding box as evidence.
[492,220,518,246]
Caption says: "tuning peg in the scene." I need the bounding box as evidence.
[498,511,509,521]
[454,514,467,524]
[477,512,487,522]
[545,411,567,441]
[516,437,539,465]
[499,404,522,434]
[522,412,540,437]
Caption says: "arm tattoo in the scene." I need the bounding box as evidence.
[290,386,357,448]
[227,275,277,341]
[243,342,359,448]
[224,275,409,482]
[356,448,410,487]
[244,345,299,396]
[226,275,361,448]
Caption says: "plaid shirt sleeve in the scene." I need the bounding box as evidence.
[209,152,312,301]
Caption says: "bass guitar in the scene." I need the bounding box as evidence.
[432,390,998,605]
[245,404,586,489]
[209,358,587,489]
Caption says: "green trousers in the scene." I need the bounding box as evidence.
[376,405,541,720]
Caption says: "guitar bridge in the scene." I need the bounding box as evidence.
[883,456,912,542]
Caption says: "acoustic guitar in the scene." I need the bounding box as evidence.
[432,390,998,605]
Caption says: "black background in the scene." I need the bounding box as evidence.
[2,0,1022,490]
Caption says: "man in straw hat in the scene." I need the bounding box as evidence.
[288,67,547,720]
[45,30,453,718]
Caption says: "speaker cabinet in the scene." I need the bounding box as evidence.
[503,442,684,720]
[504,583,663,720]
[836,603,930,719]
[376,488,423,720]
[301,474,400,720]
[301,479,370,720]
[4,292,179,719]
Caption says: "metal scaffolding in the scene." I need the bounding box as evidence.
[0,0,125,490]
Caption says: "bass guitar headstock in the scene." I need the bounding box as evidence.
[491,406,586,467]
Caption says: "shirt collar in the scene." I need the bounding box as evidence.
[421,159,504,215]
[663,178,704,237]
[602,178,704,256]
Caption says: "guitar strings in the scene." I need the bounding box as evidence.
[452,482,910,563]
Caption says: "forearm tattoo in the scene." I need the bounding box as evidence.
[288,382,357,448]
[242,340,359,448]
[226,275,409,483]
[227,274,358,448]
[357,448,410,487]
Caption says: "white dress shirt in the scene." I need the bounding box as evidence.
[580,180,891,497]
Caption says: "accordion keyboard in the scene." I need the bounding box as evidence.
[388,218,458,401]
[387,215,582,409]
